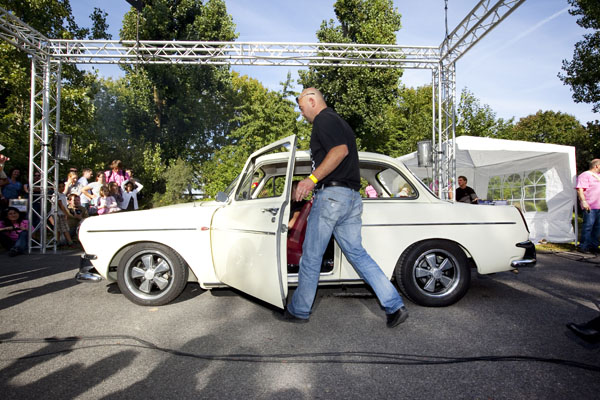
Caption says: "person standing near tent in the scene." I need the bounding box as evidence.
[576,159,600,253]
[455,176,479,204]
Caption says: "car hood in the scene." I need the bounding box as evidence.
[80,201,222,233]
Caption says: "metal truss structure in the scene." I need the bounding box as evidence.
[0,0,525,252]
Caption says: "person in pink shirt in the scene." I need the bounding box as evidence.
[97,186,120,215]
[0,206,28,257]
[576,159,600,253]
[104,160,130,186]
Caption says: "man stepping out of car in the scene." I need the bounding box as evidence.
[275,88,408,328]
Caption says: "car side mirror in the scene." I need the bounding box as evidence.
[216,191,228,202]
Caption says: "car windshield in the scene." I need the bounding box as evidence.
[223,175,240,198]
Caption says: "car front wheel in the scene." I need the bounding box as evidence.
[395,240,470,307]
[117,243,189,306]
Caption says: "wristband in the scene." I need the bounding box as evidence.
[308,174,318,184]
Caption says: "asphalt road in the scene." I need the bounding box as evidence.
[0,248,599,399]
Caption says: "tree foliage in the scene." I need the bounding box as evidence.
[559,0,600,114]
[199,73,310,198]
[381,85,433,157]
[119,0,238,164]
[298,0,403,152]
[0,0,109,172]
[510,110,590,172]
[457,88,513,139]
[152,158,195,207]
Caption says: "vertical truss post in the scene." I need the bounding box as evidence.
[431,62,456,201]
[27,56,60,253]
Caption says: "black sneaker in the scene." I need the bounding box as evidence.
[8,248,19,257]
[386,306,409,328]
[274,309,309,324]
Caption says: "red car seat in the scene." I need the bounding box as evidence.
[287,201,312,265]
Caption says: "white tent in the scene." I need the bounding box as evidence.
[398,136,577,243]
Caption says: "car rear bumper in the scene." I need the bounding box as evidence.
[75,254,102,282]
[511,241,536,268]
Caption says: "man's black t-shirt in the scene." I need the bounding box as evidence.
[310,107,361,191]
[456,186,478,204]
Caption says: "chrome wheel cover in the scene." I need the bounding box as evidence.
[123,249,174,300]
[411,248,460,298]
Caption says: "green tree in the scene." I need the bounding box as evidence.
[200,73,310,198]
[298,0,403,152]
[0,0,110,172]
[559,0,600,114]
[457,88,513,138]
[510,110,590,173]
[152,158,195,207]
[382,85,433,157]
[119,0,238,164]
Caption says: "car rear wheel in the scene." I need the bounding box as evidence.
[117,243,189,306]
[395,240,470,307]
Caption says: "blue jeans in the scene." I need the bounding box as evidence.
[287,186,404,319]
[13,231,28,253]
[580,209,600,251]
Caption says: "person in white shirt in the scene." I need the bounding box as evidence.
[80,172,106,214]
[77,168,93,209]
[119,179,143,211]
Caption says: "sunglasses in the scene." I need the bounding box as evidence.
[295,92,315,104]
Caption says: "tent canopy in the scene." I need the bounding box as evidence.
[398,136,577,243]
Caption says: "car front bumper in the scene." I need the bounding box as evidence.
[75,254,102,282]
[510,241,537,268]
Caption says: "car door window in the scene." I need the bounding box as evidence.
[235,165,263,201]
[359,162,417,199]
[257,175,287,199]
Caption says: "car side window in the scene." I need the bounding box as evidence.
[359,162,417,199]
[235,164,264,201]
[257,175,286,198]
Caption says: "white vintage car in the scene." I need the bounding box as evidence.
[77,135,535,307]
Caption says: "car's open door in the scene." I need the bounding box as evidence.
[211,135,297,308]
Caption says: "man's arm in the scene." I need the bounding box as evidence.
[578,188,590,211]
[295,144,349,201]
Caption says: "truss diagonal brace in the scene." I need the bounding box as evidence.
[440,0,525,65]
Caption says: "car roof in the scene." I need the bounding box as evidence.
[256,149,400,165]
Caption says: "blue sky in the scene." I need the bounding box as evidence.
[71,0,598,124]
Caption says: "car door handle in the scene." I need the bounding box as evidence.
[262,207,279,216]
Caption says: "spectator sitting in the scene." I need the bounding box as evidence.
[0,206,28,257]
[97,185,120,215]
[455,176,479,204]
[120,179,143,211]
[66,193,88,241]
[105,160,130,186]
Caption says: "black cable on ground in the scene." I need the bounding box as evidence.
[0,335,598,372]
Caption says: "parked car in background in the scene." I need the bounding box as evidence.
[77,135,535,307]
